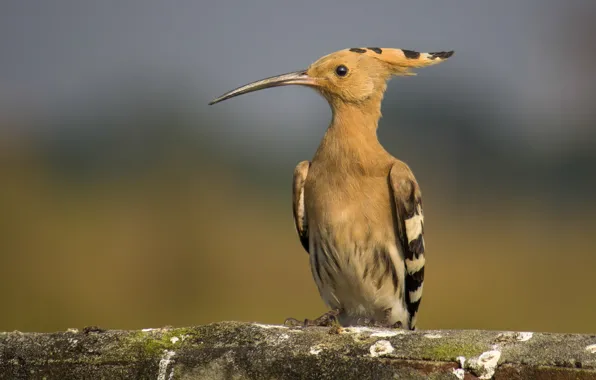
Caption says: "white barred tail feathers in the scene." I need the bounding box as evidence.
[403,200,425,328]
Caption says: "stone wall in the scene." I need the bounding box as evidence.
[1,321,596,379]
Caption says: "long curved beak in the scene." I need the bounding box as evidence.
[209,70,315,105]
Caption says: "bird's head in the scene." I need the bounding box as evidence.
[209,47,453,106]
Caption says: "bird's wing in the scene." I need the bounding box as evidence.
[389,162,426,329]
[292,161,310,254]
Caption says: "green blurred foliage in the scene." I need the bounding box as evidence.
[1,90,595,334]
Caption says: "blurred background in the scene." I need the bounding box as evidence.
[1,1,595,334]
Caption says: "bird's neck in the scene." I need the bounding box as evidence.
[329,97,382,136]
[313,97,388,171]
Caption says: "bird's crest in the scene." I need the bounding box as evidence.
[343,47,454,75]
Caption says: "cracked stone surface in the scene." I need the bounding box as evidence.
[1,322,596,379]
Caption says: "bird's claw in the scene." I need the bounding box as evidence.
[284,309,341,328]
[283,318,304,327]
[353,317,403,329]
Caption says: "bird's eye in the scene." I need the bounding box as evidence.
[335,65,348,77]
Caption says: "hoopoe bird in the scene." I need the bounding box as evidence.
[210,47,453,330]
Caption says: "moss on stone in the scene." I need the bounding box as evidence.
[120,327,201,357]
[424,340,485,361]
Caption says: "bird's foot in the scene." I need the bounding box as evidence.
[284,309,341,328]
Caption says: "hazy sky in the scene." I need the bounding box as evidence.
[1,0,594,146]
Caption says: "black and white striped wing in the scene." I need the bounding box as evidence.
[292,161,310,254]
[389,163,426,330]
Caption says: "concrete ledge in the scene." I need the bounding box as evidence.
[1,321,596,379]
